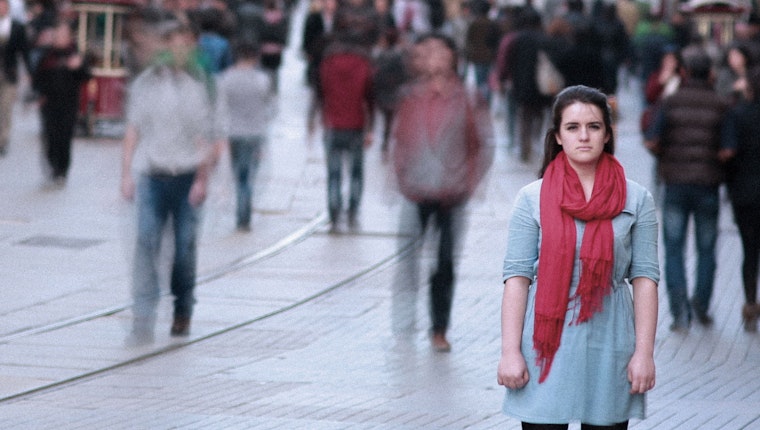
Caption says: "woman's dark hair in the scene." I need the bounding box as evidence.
[722,41,754,69]
[539,85,615,177]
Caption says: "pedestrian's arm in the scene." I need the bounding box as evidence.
[189,137,225,207]
[120,123,139,201]
[497,275,531,389]
[628,276,658,394]
[719,108,738,163]
[643,108,665,155]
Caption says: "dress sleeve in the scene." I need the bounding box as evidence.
[628,184,660,284]
[502,183,540,283]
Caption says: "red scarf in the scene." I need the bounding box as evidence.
[535,151,626,383]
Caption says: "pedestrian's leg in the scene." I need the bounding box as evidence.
[430,204,456,351]
[580,422,628,430]
[129,176,168,344]
[0,82,17,154]
[734,206,760,304]
[662,185,691,330]
[324,129,343,224]
[517,104,532,162]
[691,186,719,325]
[522,423,568,430]
[391,201,424,338]
[229,138,253,229]
[505,88,517,151]
[381,109,393,154]
[169,173,199,336]
[347,130,364,223]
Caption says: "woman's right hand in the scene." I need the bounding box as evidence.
[497,350,530,390]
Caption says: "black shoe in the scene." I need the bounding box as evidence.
[170,316,191,337]
[691,298,714,327]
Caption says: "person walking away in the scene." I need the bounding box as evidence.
[259,0,288,93]
[465,0,501,104]
[498,85,659,429]
[0,0,30,157]
[644,51,730,332]
[504,8,552,163]
[32,20,90,187]
[217,41,275,231]
[318,28,374,229]
[721,66,760,332]
[120,19,225,345]
[301,0,336,140]
[391,34,493,352]
[196,8,233,74]
[372,26,407,157]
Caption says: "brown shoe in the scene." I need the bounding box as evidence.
[742,304,759,333]
[431,332,451,352]
[170,316,191,337]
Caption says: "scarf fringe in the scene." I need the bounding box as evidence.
[574,257,614,324]
[533,314,564,383]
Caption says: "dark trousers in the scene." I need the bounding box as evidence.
[41,103,77,179]
[732,204,760,304]
[417,201,458,333]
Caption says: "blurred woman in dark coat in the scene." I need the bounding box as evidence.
[33,20,90,186]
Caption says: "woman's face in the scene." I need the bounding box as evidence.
[555,102,610,169]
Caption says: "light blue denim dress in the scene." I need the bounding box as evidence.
[502,179,660,425]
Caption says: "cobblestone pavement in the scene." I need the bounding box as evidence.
[1,3,759,428]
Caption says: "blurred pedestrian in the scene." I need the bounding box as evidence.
[217,41,275,231]
[259,0,288,92]
[301,0,336,140]
[196,7,233,74]
[372,26,407,157]
[632,12,674,102]
[504,7,552,163]
[714,42,754,106]
[498,85,659,429]
[0,0,31,157]
[32,20,90,186]
[464,0,501,104]
[318,31,374,228]
[644,51,730,332]
[721,67,760,332]
[390,34,492,352]
[592,1,630,96]
[120,19,224,345]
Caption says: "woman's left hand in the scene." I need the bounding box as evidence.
[627,349,656,394]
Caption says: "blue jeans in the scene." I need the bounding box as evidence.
[132,172,200,324]
[662,184,719,324]
[472,62,491,103]
[229,136,264,228]
[323,128,364,221]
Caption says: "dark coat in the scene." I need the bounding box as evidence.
[506,28,552,107]
[724,101,760,206]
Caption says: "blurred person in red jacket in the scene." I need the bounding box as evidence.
[390,33,493,352]
[318,3,376,229]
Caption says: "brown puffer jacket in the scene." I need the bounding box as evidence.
[657,81,730,186]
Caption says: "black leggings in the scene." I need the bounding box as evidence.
[522,422,628,430]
